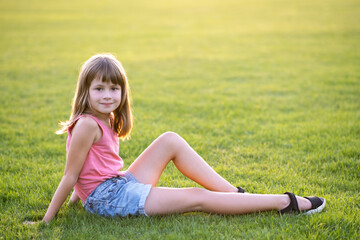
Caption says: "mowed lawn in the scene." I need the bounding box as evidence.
[1,0,359,239]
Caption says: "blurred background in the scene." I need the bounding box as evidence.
[1,0,359,238]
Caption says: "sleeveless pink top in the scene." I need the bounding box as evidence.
[67,114,125,203]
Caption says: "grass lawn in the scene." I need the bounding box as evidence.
[1,0,359,239]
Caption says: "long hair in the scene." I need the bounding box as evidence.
[57,53,133,140]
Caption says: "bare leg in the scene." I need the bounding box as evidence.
[128,132,238,192]
[145,187,312,215]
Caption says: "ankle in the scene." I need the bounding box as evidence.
[278,195,291,211]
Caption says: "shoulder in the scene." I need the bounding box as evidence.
[71,116,101,141]
[75,116,99,130]
[72,116,99,130]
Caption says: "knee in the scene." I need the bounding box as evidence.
[160,131,181,141]
[188,188,208,212]
[158,131,184,151]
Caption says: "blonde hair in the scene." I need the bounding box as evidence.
[57,53,133,140]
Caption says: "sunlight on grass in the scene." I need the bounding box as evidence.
[1,0,359,239]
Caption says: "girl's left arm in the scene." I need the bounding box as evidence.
[68,189,80,205]
[42,118,99,224]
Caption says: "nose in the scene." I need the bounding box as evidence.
[103,89,112,99]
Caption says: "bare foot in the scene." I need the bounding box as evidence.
[296,196,312,211]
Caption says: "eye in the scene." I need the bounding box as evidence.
[95,87,103,91]
[111,87,120,91]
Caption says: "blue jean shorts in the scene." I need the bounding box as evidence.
[84,171,152,217]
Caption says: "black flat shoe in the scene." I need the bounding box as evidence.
[237,187,246,193]
[279,192,326,215]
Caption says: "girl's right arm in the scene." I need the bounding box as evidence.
[43,117,100,224]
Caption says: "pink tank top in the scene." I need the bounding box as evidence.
[67,114,125,203]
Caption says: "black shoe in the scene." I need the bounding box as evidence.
[237,187,246,193]
[279,192,326,215]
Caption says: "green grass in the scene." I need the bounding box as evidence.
[1,0,359,239]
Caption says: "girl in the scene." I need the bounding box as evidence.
[42,53,325,223]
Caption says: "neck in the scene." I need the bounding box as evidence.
[83,110,112,127]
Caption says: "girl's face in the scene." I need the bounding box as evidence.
[88,78,122,118]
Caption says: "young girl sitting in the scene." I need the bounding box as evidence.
[42,53,325,223]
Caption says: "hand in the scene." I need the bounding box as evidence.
[67,198,79,206]
[23,220,46,225]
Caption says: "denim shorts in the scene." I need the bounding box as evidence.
[84,171,152,217]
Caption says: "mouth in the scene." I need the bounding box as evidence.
[100,103,113,106]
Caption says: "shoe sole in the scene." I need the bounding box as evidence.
[302,197,326,215]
